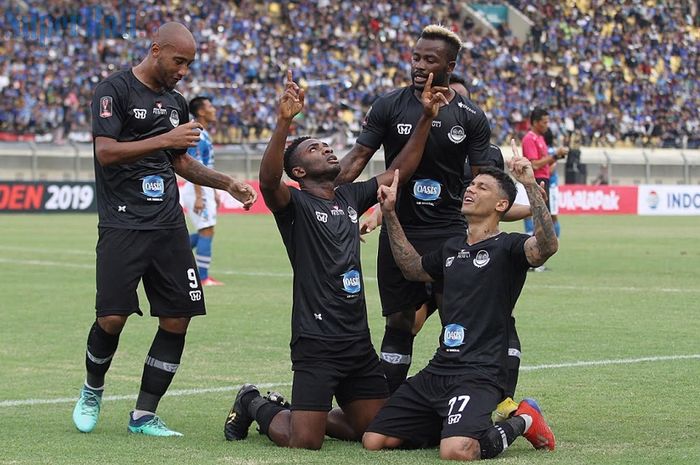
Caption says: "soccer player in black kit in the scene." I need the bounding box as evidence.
[223,70,448,449]
[362,145,558,460]
[72,22,257,437]
[338,25,530,395]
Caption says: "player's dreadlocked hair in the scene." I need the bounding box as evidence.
[477,167,517,217]
[283,136,312,181]
[419,24,463,62]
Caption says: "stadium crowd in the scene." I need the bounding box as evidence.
[1,0,698,148]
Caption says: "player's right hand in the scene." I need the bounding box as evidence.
[421,73,449,118]
[165,120,203,149]
[378,169,399,213]
[279,70,305,120]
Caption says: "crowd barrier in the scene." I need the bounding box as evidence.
[3,180,699,216]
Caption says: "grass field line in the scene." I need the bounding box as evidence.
[5,255,700,294]
[2,354,698,408]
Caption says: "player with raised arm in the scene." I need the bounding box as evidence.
[339,25,531,393]
[72,22,256,437]
[362,141,558,460]
[223,70,447,449]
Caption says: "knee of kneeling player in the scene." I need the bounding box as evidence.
[439,437,481,461]
[289,432,324,450]
[363,432,399,450]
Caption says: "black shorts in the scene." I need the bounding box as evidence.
[536,177,551,211]
[95,226,206,318]
[377,229,461,316]
[290,337,389,411]
[366,369,501,448]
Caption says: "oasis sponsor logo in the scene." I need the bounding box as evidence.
[315,211,328,223]
[341,269,362,295]
[443,323,465,348]
[448,125,466,143]
[133,108,147,119]
[397,123,412,135]
[473,250,490,268]
[413,179,441,202]
[141,175,165,200]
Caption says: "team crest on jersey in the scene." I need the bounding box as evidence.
[473,250,490,268]
[448,125,466,144]
[397,123,412,135]
[153,101,167,115]
[99,96,112,118]
[347,206,358,223]
[169,110,180,127]
[341,269,361,295]
[141,175,165,201]
[443,324,465,348]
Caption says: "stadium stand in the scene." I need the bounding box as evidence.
[0,1,698,148]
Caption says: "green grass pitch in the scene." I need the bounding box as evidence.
[1,213,698,464]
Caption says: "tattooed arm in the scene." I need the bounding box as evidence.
[378,170,434,282]
[507,140,559,266]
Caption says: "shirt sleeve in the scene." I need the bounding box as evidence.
[507,232,533,270]
[356,95,389,150]
[343,178,379,215]
[522,134,539,161]
[421,247,445,281]
[91,81,126,139]
[464,110,492,167]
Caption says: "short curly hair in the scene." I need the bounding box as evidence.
[283,136,311,181]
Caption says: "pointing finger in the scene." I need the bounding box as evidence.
[391,169,399,189]
[425,73,433,92]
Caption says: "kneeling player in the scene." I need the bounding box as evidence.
[363,146,558,460]
[223,70,448,449]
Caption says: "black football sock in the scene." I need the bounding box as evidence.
[85,320,120,388]
[135,327,186,413]
[380,325,415,393]
[479,416,526,459]
[249,396,288,437]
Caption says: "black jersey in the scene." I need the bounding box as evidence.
[357,87,490,235]
[420,232,531,388]
[273,179,379,343]
[91,69,190,229]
